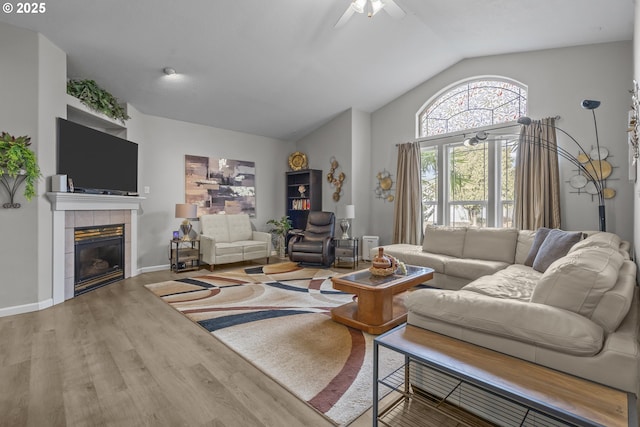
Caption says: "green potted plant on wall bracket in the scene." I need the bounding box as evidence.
[67,79,130,124]
[0,132,41,208]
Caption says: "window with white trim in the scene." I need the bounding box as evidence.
[418,78,526,228]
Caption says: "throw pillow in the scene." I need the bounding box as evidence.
[524,227,551,267]
[532,229,583,273]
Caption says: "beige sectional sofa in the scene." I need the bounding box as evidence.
[200,214,271,270]
[373,226,639,397]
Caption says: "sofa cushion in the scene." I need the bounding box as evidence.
[462,228,518,263]
[568,231,621,254]
[532,229,583,273]
[422,225,466,257]
[406,289,604,356]
[214,242,245,255]
[463,264,541,302]
[238,241,268,255]
[524,227,551,266]
[402,252,454,274]
[201,214,230,243]
[444,258,509,281]
[514,230,536,265]
[226,214,253,241]
[531,247,624,319]
[590,260,636,333]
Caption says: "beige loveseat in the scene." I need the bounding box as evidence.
[374,227,640,397]
[200,214,271,270]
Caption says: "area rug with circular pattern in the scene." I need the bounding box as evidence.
[144,262,403,426]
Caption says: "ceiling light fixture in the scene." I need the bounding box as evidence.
[163,67,176,76]
[463,130,488,147]
[335,0,406,28]
[369,0,385,17]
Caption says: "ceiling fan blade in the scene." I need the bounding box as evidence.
[381,0,405,19]
[334,6,356,28]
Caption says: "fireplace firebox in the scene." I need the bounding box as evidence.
[74,224,125,296]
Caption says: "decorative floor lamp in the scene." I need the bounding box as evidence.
[516,100,606,231]
[175,203,198,240]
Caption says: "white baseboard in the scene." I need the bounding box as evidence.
[0,298,53,318]
[138,264,171,274]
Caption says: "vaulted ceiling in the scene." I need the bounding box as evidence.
[0,0,634,141]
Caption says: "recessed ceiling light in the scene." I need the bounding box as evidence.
[163,67,176,75]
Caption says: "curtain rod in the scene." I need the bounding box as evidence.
[395,116,561,146]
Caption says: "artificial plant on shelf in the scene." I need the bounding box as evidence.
[267,215,292,258]
[0,132,42,208]
[67,79,130,124]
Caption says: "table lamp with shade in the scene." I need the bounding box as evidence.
[175,203,197,240]
[340,204,355,239]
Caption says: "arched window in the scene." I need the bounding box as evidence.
[417,78,527,228]
[418,79,527,137]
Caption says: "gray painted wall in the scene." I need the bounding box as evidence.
[369,41,634,245]
[297,109,353,217]
[0,23,65,309]
[0,24,39,308]
[134,113,294,270]
[634,2,640,265]
[296,108,372,247]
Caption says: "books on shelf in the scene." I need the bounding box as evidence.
[291,198,310,210]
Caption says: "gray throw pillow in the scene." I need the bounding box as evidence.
[532,229,583,273]
[524,227,551,267]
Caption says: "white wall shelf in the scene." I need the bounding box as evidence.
[65,93,127,137]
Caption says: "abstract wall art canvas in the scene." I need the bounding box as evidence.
[185,155,256,216]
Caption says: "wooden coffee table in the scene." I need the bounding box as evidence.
[330,265,434,334]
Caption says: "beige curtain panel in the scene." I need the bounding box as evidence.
[514,117,561,230]
[393,142,422,244]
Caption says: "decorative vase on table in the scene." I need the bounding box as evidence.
[370,247,397,276]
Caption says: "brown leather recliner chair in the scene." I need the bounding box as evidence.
[288,211,335,266]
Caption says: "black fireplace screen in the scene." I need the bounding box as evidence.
[74,224,125,295]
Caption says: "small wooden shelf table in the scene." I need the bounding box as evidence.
[330,265,433,335]
[169,239,200,272]
[373,324,637,427]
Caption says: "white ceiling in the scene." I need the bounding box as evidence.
[0,0,634,141]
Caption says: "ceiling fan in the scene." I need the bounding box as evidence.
[335,0,406,28]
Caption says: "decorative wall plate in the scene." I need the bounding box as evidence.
[603,188,616,199]
[590,147,609,160]
[577,153,590,164]
[380,176,393,190]
[569,174,587,189]
[584,160,612,180]
[584,181,598,195]
[288,152,307,171]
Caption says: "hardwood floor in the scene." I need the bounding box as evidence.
[0,261,457,427]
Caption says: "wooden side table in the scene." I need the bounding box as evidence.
[169,239,200,272]
[334,237,359,269]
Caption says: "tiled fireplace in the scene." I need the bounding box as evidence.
[47,193,142,303]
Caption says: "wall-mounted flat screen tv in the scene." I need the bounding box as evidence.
[57,118,138,195]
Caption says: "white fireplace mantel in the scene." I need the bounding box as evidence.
[47,192,144,305]
[46,192,145,211]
